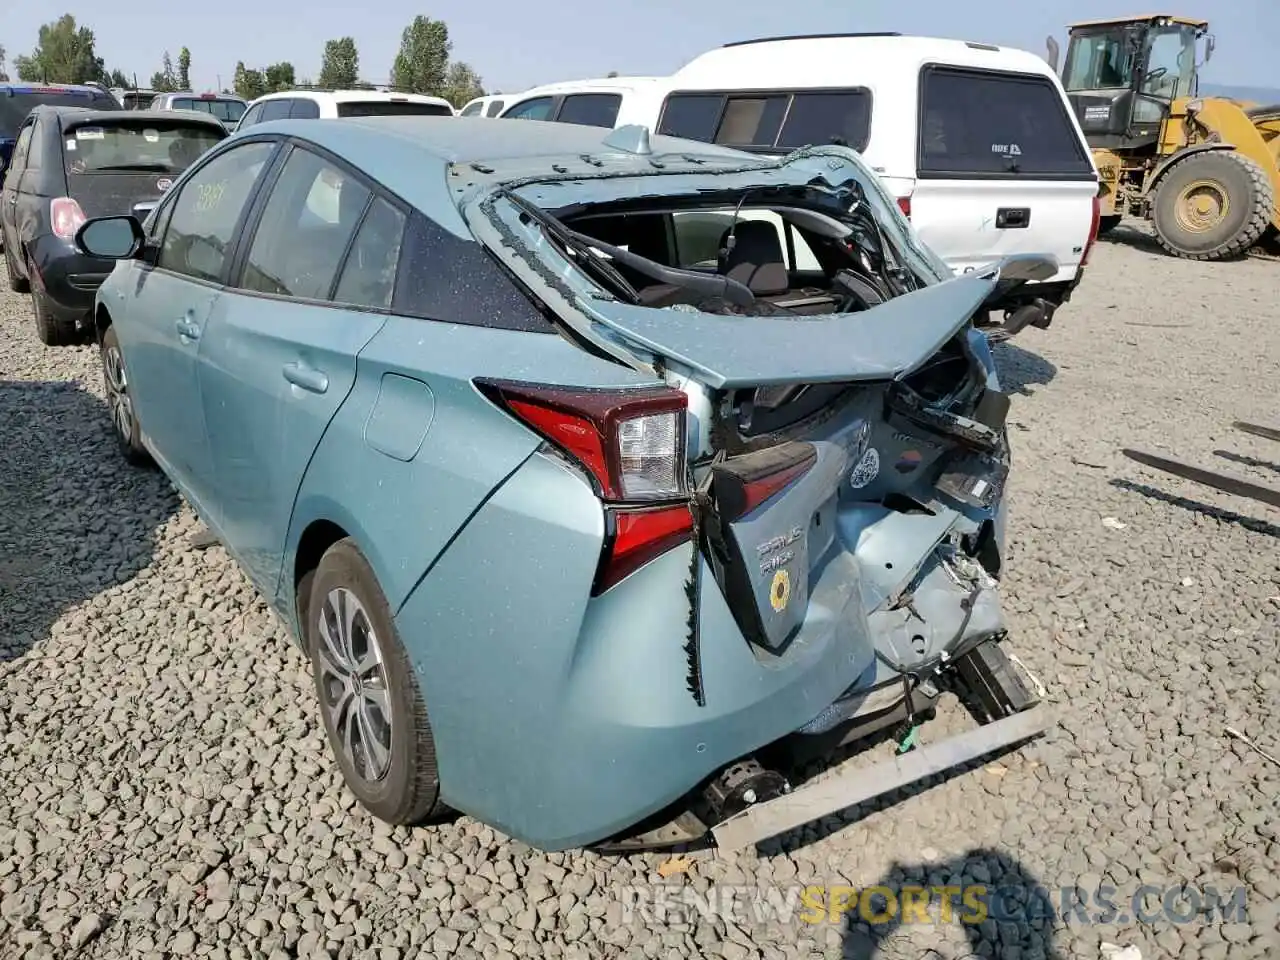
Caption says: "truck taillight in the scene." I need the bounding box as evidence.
[51,197,87,240]
[897,195,912,219]
[476,379,693,593]
[1082,193,1101,266]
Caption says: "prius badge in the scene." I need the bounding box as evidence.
[156,178,173,192]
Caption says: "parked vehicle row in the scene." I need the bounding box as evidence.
[73,114,1048,852]
[487,34,1104,335]
[236,89,455,127]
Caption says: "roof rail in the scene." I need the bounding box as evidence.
[722,32,902,48]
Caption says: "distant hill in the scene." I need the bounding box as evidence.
[1199,82,1280,105]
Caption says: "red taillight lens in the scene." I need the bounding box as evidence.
[477,379,694,593]
[897,195,912,219]
[51,197,87,240]
[596,505,694,594]
[1082,193,1101,266]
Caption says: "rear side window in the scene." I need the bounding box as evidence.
[62,121,224,175]
[460,101,483,116]
[503,97,554,121]
[334,196,406,309]
[658,90,872,152]
[291,99,321,119]
[259,100,294,122]
[556,94,621,128]
[242,148,370,300]
[917,66,1093,179]
[485,100,505,117]
[335,100,452,118]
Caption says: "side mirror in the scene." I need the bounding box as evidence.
[1204,34,1215,63]
[75,215,146,260]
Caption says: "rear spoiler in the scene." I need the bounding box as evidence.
[582,254,1056,390]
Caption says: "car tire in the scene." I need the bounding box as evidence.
[4,244,29,293]
[1151,151,1274,261]
[100,325,151,467]
[305,538,451,826]
[30,260,79,347]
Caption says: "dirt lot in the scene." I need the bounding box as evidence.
[1,229,1278,960]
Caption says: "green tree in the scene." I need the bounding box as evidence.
[263,62,296,93]
[107,67,129,88]
[232,61,266,101]
[389,15,450,95]
[440,62,484,109]
[150,50,177,91]
[13,15,105,84]
[318,37,358,88]
[177,47,191,90]
[0,45,8,82]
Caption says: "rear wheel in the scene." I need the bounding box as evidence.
[1151,151,1275,260]
[100,325,151,466]
[304,539,451,826]
[4,244,29,293]
[29,258,79,346]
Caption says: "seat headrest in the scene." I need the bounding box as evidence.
[719,220,789,296]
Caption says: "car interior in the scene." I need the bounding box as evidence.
[554,199,912,317]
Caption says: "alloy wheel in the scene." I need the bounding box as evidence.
[316,587,394,782]
[102,344,135,444]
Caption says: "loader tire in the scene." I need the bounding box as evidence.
[1151,151,1275,260]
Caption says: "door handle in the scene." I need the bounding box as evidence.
[283,361,329,394]
[995,207,1031,229]
[175,318,200,339]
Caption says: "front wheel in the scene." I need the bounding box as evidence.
[100,325,151,466]
[1151,151,1275,260]
[305,539,451,826]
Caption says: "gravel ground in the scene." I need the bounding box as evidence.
[1,229,1278,960]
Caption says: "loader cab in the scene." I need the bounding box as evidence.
[1058,15,1208,152]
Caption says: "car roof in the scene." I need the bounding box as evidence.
[251,89,454,108]
[670,33,1058,87]
[0,82,112,93]
[241,115,761,220]
[506,76,663,100]
[157,91,247,102]
[37,106,227,129]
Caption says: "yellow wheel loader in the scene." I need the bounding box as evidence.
[1046,14,1280,260]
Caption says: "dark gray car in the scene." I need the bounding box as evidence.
[1,106,226,345]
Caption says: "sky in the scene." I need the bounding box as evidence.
[1,0,1276,94]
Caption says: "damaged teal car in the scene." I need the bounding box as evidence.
[75,116,1051,852]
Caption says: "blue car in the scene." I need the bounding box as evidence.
[75,116,1049,852]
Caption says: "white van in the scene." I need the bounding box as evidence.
[498,76,664,126]
[459,94,508,118]
[499,34,1103,330]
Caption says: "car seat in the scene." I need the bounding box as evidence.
[719,220,790,296]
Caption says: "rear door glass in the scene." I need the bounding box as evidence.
[62,120,224,176]
[503,97,554,121]
[335,100,453,118]
[485,100,505,117]
[555,94,621,128]
[658,90,872,151]
[259,100,294,122]
[917,66,1093,178]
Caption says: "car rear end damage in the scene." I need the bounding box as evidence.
[437,139,1050,850]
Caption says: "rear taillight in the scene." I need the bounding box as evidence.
[1081,193,1101,266]
[896,194,912,219]
[51,198,87,240]
[712,441,817,523]
[477,379,693,593]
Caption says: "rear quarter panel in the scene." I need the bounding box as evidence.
[281,313,661,622]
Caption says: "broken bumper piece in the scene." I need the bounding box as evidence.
[711,703,1053,854]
